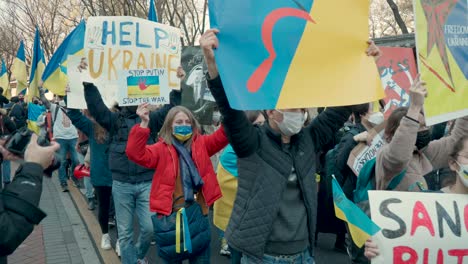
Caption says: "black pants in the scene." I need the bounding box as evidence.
[95,186,112,234]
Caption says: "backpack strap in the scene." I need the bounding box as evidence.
[386,170,406,190]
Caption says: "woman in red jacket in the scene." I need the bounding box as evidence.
[126,103,228,263]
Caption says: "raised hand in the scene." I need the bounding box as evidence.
[137,103,150,127]
[409,74,428,110]
[177,66,186,79]
[366,40,382,61]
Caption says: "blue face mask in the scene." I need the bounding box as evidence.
[173,125,193,141]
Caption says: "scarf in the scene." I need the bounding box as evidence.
[172,139,204,202]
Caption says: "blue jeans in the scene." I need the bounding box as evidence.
[77,152,94,199]
[112,180,153,263]
[2,160,11,183]
[161,245,211,264]
[241,249,314,264]
[56,138,80,186]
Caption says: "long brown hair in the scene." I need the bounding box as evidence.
[384,107,409,142]
[83,109,108,144]
[159,106,201,146]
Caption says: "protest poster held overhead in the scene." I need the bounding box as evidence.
[414,0,468,126]
[208,0,384,110]
[376,47,418,119]
[368,191,468,264]
[80,16,181,108]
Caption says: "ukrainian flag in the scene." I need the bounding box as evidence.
[332,176,380,248]
[42,20,85,96]
[148,0,158,22]
[12,41,28,96]
[127,75,160,98]
[28,27,46,99]
[0,57,10,99]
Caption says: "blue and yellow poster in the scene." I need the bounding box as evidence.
[415,0,468,125]
[209,0,383,110]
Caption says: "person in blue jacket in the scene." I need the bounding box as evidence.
[67,108,114,251]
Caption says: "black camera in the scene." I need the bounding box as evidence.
[4,128,61,177]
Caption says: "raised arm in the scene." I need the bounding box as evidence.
[307,106,353,153]
[202,125,229,157]
[424,115,468,170]
[83,82,117,132]
[67,109,93,137]
[201,29,260,158]
[38,87,51,109]
[125,124,160,169]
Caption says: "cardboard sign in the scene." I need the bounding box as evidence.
[369,191,468,264]
[377,47,418,119]
[84,16,181,106]
[117,68,170,106]
[347,125,385,176]
[208,0,383,110]
[415,0,468,125]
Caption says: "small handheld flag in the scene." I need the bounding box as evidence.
[332,176,381,248]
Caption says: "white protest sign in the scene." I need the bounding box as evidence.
[347,126,385,176]
[84,16,181,106]
[67,55,87,109]
[117,68,170,106]
[369,191,468,264]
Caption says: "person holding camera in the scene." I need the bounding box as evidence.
[0,133,60,264]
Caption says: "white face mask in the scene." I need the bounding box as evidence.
[275,110,305,136]
[368,112,384,126]
[455,161,468,187]
[212,111,221,123]
[58,100,66,107]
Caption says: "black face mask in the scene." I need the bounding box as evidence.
[33,100,39,104]
[415,130,431,150]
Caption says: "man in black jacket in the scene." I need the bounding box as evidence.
[8,97,27,130]
[83,67,185,264]
[200,29,381,263]
[0,134,60,264]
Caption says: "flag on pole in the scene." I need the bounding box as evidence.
[42,20,85,95]
[0,57,10,99]
[28,27,46,99]
[148,0,158,22]
[332,176,381,248]
[12,40,28,96]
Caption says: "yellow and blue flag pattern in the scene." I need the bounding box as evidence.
[332,176,380,248]
[28,27,46,99]
[42,20,85,96]
[148,0,158,22]
[127,75,160,98]
[208,0,383,110]
[12,40,28,96]
[0,57,10,99]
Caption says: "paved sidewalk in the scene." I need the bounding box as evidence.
[8,174,101,264]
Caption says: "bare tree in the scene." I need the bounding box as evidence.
[0,0,84,61]
[369,0,414,37]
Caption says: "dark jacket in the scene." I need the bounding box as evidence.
[0,115,17,136]
[84,82,181,184]
[0,96,8,109]
[8,103,27,129]
[0,163,47,259]
[208,76,352,260]
[67,109,112,187]
[335,123,367,199]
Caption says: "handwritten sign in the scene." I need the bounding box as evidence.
[415,0,468,125]
[377,47,417,119]
[84,16,181,106]
[117,68,170,106]
[347,125,385,176]
[369,191,468,264]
